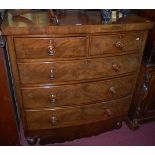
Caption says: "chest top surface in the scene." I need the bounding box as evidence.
[1,10,153,35]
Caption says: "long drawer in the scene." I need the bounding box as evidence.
[18,53,139,84]
[90,32,143,56]
[22,75,135,109]
[25,96,131,130]
[14,37,86,59]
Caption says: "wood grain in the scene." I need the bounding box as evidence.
[25,96,131,130]
[17,53,139,84]
[1,11,153,35]
[1,10,152,144]
[22,75,135,109]
[90,32,143,56]
[14,37,86,59]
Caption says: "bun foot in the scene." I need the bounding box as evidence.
[27,137,38,145]
[131,118,139,128]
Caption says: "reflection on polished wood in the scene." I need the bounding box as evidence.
[1,10,153,145]
[18,53,139,84]
[22,75,134,109]
[25,96,131,130]
[1,10,153,35]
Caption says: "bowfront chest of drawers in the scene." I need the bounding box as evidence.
[1,10,153,145]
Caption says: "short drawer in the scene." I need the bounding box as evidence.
[25,96,131,130]
[90,32,143,56]
[22,75,135,109]
[14,37,86,59]
[18,53,139,84]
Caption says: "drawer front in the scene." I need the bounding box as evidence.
[25,96,131,130]
[18,53,139,84]
[90,32,142,56]
[14,37,86,59]
[22,75,135,109]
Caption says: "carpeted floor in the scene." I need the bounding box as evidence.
[20,121,155,146]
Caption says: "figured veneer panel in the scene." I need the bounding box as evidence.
[90,32,142,56]
[18,53,139,84]
[2,10,152,144]
[25,96,131,130]
[14,37,86,59]
[22,75,135,109]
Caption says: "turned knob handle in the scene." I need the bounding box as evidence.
[115,41,124,49]
[105,108,112,117]
[48,45,55,56]
[50,93,56,98]
[50,93,56,104]
[112,63,121,72]
[136,37,140,41]
[109,86,116,95]
[50,116,58,125]
[49,68,55,79]
[51,98,56,104]
[48,40,56,56]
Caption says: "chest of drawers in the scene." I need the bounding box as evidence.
[1,10,153,145]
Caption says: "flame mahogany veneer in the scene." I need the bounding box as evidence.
[1,10,153,145]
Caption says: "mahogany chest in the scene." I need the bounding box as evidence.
[1,10,153,144]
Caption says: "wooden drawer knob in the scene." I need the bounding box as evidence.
[105,108,112,117]
[48,48,55,56]
[109,86,116,95]
[115,41,124,49]
[112,63,121,72]
[51,98,56,104]
[50,116,58,125]
[48,45,55,56]
[48,40,56,56]
[50,93,56,104]
[50,93,56,98]
[49,68,55,79]
[136,37,140,41]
